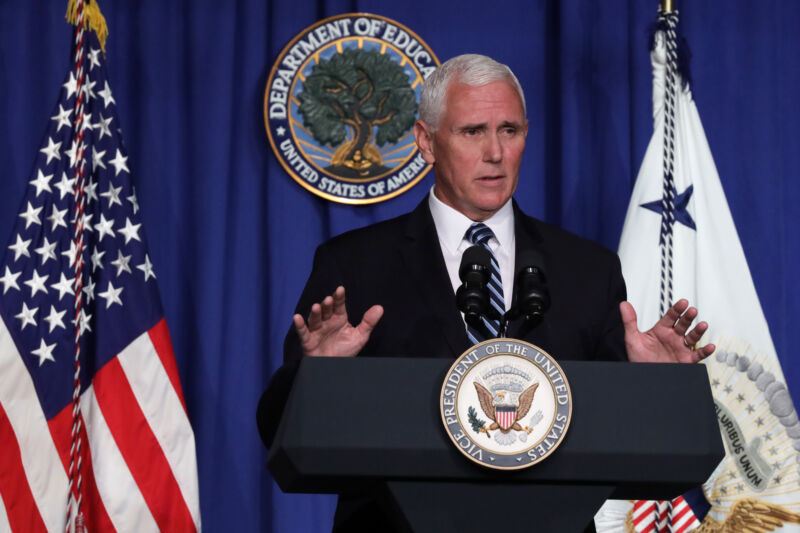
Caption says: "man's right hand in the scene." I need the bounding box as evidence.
[293,286,384,357]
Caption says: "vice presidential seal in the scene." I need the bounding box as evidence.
[264,14,439,204]
[440,339,572,470]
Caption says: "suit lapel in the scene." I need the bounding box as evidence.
[511,203,544,278]
[507,203,548,343]
[399,200,470,358]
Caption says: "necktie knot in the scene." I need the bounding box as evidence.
[466,222,494,246]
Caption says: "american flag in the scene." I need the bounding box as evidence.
[0,8,200,532]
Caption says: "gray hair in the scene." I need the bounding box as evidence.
[418,54,527,131]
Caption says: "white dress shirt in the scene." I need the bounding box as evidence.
[428,186,515,311]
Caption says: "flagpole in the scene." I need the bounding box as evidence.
[660,0,674,13]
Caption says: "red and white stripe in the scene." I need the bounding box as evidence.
[0,315,67,533]
[0,317,201,532]
[0,491,11,532]
[632,500,656,533]
[495,409,516,430]
[631,497,700,533]
[666,496,701,533]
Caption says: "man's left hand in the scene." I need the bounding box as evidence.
[621,299,715,363]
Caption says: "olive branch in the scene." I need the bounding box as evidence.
[468,406,490,437]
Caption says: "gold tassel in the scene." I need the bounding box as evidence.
[65,0,108,52]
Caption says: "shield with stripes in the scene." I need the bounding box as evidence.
[495,405,517,430]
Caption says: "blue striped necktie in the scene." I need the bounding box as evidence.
[464,222,505,343]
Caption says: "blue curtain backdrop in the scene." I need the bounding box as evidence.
[1,1,798,531]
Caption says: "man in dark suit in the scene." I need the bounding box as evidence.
[258,53,714,531]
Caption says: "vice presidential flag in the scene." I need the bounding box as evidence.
[0,3,200,531]
[595,10,800,533]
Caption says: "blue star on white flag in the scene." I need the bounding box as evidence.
[596,24,800,533]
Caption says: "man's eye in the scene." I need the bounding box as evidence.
[464,128,479,136]
[501,127,518,135]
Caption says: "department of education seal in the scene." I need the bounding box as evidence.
[440,339,572,470]
[264,13,439,204]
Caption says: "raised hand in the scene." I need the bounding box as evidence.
[293,286,383,357]
[620,299,715,364]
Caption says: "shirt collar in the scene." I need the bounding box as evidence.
[428,186,515,253]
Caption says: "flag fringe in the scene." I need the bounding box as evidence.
[65,0,108,52]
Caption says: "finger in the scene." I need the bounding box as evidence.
[684,320,708,346]
[356,305,384,336]
[320,295,334,321]
[619,301,638,337]
[698,343,716,360]
[306,303,323,330]
[673,306,698,336]
[293,313,311,345]
[658,299,689,328]
[332,286,347,317]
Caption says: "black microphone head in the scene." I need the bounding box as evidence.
[515,249,550,321]
[456,245,493,323]
[516,250,547,280]
[459,245,491,281]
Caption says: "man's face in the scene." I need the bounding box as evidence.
[415,80,528,221]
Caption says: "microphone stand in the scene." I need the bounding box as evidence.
[498,310,515,338]
[497,308,545,339]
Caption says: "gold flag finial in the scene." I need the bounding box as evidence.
[66,0,108,52]
[660,0,675,13]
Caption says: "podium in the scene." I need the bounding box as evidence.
[267,357,724,532]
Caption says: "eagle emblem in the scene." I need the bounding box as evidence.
[698,498,800,532]
[470,364,544,445]
[440,339,572,469]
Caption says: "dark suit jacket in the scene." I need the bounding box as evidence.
[257,198,627,530]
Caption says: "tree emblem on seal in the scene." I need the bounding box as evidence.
[297,48,417,179]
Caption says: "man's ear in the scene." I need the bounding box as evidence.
[414,120,436,164]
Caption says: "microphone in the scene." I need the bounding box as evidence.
[456,246,496,330]
[514,250,550,323]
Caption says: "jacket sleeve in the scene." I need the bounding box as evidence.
[593,251,628,362]
[256,242,345,448]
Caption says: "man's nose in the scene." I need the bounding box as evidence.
[483,133,502,163]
